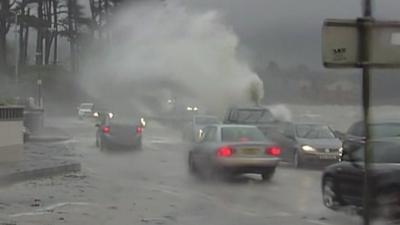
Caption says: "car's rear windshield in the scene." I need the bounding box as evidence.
[195,117,219,125]
[296,124,335,139]
[221,127,266,142]
[231,109,275,124]
[80,104,93,109]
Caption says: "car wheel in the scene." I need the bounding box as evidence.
[322,177,341,210]
[261,168,276,182]
[376,190,400,220]
[293,150,302,168]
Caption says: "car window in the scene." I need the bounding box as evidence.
[221,127,266,142]
[195,117,219,125]
[80,104,93,109]
[296,124,335,139]
[348,122,400,138]
[351,142,400,163]
[283,124,295,138]
[202,127,217,143]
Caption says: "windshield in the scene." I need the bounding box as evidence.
[296,124,335,139]
[222,127,266,142]
[195,116,219,125]
[233,109,275,123]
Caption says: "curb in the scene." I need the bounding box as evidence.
[0,162,81,187]
[28,136,72,143]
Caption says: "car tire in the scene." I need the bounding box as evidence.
[322,177,342,210]
[261,168,276,182]
[293,150,302,168]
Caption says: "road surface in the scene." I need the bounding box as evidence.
[0,117,363,225]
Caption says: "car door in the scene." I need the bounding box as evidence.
[336,147,365,206]
[192,126,218,169]
[275,123,297,162]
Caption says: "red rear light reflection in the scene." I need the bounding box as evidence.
[217,146,233,157]
[136,126,143,134]
[266,146,281,156]
[102,126,110,134]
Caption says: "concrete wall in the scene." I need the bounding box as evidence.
[0,107,24,163]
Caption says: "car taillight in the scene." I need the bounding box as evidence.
[136,126,143,134]
[102,126,110,134]
[217,146,233,157]
[266,146,281,156]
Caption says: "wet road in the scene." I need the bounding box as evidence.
[0,117,362,225]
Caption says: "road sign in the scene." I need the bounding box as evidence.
[322,19,400,68]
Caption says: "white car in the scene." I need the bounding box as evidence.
[77,103,94,119]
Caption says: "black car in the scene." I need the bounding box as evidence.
[343,120,400,151]
[96,115,144,151]
[273,122,342,168]
[322,138,400,220]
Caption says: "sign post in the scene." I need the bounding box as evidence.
[322,1,400,224]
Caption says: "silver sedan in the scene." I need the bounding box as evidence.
[188,124,281,181]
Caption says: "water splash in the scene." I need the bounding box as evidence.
[80,1,263,116]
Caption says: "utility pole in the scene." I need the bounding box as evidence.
[360,0,373,225]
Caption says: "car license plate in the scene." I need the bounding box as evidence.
[240,148,260,155]
[319,155,337,159]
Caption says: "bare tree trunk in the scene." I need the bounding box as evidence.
[18,7,25,66]
[35,1,43,65]
[23,8,30,65]
[0,0,10,71]
[67,0,76,72]
[52,0,58,64]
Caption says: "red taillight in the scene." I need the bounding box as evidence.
[102,126,110,134]
[266,146,281,156]
[136,126,143,134]
[217,146,233,157]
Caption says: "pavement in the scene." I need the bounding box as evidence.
[2,111,396,225]
[0,126,80,187]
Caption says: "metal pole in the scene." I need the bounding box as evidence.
[361,1,373,225]
[14,13,19,85]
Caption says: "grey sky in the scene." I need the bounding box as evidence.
[181,0,400,69]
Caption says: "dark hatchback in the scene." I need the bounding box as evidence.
[96,116,144,151]
[273,122,342,168]
[322,138,400,220]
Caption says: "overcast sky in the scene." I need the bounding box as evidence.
[180,0,400,69]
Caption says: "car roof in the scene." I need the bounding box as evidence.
[292,122,330,126]
[370,137,400,143]
[352,120,400,125]
[207,124,258,129]
[194,115,218,119]
[229,106,270,111]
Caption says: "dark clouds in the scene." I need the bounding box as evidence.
[182,0,400,68]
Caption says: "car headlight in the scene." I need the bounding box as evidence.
[301,145,316,152]
[93,112,99,117]
[338,147,343,155]
[193,107,198,111]
[186,107,193,111]
[108,112,114,119]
